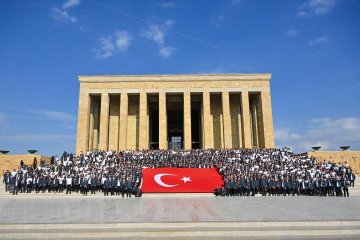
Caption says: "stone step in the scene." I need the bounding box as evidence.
[0,221,359,239]
[1,189,360,197]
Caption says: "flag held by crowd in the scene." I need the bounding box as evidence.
[141,168,224,193]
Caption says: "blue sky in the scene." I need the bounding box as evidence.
[0,0,359,156]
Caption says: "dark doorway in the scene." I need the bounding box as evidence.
[167,94,183,150]
[167,109,183,149]
[149,100,159,149]
[191,99,202,149]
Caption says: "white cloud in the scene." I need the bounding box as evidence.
[62,0,81,9]
[96,37,116,59]
[37,110,75,122]
[52,0,81,24]
[308,36,328,46]
[114,31,132,51]
[159,2,175,9]
[142,20,175,59]
[95,31,132,59]
[159,46,175,59]
[299,0,338,16]
[52,8,77,23]
[143,20,173,45]
[275,117,360,153]
[143,25,166,45]
[286,29,301,37]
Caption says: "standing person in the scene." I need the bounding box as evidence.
[3,170,10,192]
[342,176,350,197]
[349,172,356,187]
[39,175,46,193]
[250,177,256,196]
[10,175,16,195]
[239,175,245,196]
[126,177,133,197]
[26,174,33,193]
[58,175,64,193]
[32,157,37,169]
[73,174,79,193]
[90,175,97,195]
[110,176,116,196]
[335,177,342,197]
[103,176,110,196]
[53,176,59,193]
[66,175,72,194]
[260,175,267,196]
[120,177,126,197]
[21,173,29,193]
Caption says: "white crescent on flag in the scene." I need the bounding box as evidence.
[154,173,179,188]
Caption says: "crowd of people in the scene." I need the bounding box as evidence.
[2,148,356,197]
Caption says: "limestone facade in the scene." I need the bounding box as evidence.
[0,155,51,177]
[308,151,360,174]
[76,73,275,154]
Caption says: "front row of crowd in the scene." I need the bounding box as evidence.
[2,148,356,198]
[215,174,354,197]
[3,172,142,197]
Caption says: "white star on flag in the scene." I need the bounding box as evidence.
[180,176,191,183]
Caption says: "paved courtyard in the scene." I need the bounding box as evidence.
[1,195,359,224]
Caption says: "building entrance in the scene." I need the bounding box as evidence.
[167,94,183,149]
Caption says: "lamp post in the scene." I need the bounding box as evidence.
[339,146,350,151]
[311,146,321,151]
[27,150,37,154]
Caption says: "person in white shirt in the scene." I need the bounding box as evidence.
[66,175,72,194]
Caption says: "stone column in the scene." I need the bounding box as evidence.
[183,91,192,150]
[76,90,90,155]
[241,91,252,148]
[88,102,94,151]
[119,92,128,150]
[139,91,148,149]
[202,91,213,149]
[222,91,232,149]
[260,90,275,148]
[159,91,167,149]
[251,101,258,147]
[99,92,110,151]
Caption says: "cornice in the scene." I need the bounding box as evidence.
[78,73,272,83]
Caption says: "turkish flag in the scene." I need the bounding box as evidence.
[141,168,224,193]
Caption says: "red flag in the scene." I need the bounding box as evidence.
[141,168,224,193]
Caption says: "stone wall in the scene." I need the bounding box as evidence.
[307,151,360,174]
[0,154,51,177]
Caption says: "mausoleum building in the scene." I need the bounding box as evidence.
[76,73,275,154]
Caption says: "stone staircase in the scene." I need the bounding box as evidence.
[0,221,359,239]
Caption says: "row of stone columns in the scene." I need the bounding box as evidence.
[79,90,273,152]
